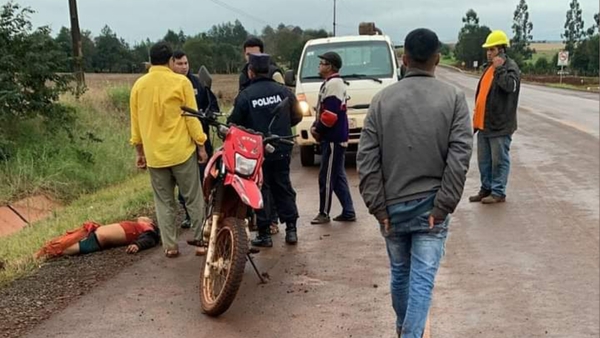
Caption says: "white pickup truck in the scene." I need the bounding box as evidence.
[284,23,404,166]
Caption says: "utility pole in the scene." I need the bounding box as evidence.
[333,0,336,36]
[68,0,85,92]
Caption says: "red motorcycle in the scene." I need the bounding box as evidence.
[181,100,295,317]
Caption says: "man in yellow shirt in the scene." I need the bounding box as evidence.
[130,41,208,258]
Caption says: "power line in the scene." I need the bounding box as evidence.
[207,0,270,27]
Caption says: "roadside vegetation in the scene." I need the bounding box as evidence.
[0,2,153,285]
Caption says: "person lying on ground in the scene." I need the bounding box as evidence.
[35,217,160,259]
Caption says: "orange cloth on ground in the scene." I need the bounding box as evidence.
[35,221,101,259]
[473,66,495,130]
[119,221,154,243]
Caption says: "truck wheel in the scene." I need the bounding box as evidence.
[300,146,315,167]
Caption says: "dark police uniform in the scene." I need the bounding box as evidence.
[178,70,220,228]
[228,53,301,247]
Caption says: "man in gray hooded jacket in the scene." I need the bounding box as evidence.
[357,28,473,338]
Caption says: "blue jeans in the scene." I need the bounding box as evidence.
[477,133,512,197]
[381,205,449,338]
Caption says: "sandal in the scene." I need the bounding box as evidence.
[165,249,179,258]
[195,247,208,256]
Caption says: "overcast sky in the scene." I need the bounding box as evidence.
[12,0,600,44]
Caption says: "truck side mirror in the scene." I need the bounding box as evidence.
[284,70,296,87]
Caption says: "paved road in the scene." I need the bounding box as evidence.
[24,68,599,338]
[434,67,599,337]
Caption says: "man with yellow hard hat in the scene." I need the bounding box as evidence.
[469,30,521,204]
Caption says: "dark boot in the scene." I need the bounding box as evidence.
[285,223,298,245]
[251,232,273,247]
[468,189,491,202]
[481,195,506,204]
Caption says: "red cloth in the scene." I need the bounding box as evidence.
[35,221,101,259]
[119,221,155,244]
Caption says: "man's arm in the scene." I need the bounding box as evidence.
[357,100,388,222]
[431,91,473,220]
[227,93,248,126]
[129,85,141,146]
[287,92,303,127]
[493,59,520,94]
[129,231,159,252]
[182,80,207,146]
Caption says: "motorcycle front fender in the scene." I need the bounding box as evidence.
[225,173,263,210]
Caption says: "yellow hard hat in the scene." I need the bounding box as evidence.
[482,30,510,48]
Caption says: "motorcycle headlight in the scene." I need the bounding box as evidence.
[235,153,257,176]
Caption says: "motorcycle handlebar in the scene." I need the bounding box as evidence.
[263,134,297,145]
[182,106,298,145]
[181,106,224,127]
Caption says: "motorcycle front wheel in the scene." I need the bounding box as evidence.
[199,217,248,316]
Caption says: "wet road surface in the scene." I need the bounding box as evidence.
[23,67,599,338]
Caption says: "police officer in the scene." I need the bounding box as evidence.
[239,38,285,233]
[239,37,285,92]
[228,53,302,247]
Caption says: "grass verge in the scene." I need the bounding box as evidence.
[0,173,153,286]
[0,85,135,204]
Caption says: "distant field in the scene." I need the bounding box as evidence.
[84,72,240,108]
[530,42,563,64]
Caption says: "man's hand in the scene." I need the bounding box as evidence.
[136,155,147,170]
[197,146,208,164]
[428,215,446,229]
[310,127,321,142]
[492,56,506,68]
[126,244,140,254]
[135,144,146,169]
[381,218,391,233]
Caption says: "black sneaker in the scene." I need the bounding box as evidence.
[333,214,356,222]
[181,219,191,229]
[310,213,330,224]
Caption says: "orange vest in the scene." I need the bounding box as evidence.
[473,66,495,130]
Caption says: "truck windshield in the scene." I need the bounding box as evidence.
[299,40,394,82]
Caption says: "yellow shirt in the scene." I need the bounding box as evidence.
[130,66,207,168]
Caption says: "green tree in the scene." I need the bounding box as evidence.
[572,33,599,76]
[534,56,550,74]
[454,9,491,69]
[587,13,599,36]
[208,20,247,47]
[562,0,585,55]
[508,0,534,67]
[183,34,215,72]
[0,2,74,129]
[440,43,451,57]
[54,27,95,72]
[93,25,131,72]
[163,29,183,49]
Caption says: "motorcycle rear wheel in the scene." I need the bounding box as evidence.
[199,217,248,316]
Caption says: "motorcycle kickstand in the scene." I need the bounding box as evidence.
[247,253,267,284]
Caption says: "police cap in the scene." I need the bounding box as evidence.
[248,53,271,74]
